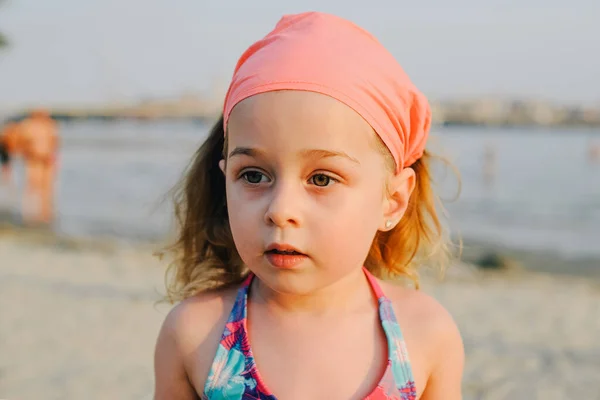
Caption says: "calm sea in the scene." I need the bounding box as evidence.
[1,121,599,260]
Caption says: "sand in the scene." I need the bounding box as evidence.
[1,232,600,400]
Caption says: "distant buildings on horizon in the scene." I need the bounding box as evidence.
[3,94,600,128]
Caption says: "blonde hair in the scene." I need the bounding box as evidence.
[161,115,455,303]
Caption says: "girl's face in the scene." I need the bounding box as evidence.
[223,91,412,295]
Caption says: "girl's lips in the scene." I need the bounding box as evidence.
[265,252,308,269]
[264,243,308,269]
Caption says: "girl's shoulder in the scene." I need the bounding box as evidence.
[379,280,460,338]
[379,280,464,397]
[154,287,239,398]
[163,286,238,345]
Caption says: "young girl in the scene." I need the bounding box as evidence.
[154,11,464,400]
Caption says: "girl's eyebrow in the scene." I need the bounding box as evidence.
[228,146,263,159]
[228,147,360,164]
[299,149,360,164]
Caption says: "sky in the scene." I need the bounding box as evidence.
[0,0,599,110]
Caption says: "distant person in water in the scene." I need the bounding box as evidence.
[0,121,21,185]
[483,142,496,187]
[19,109,59,225]
[589,141,600,164]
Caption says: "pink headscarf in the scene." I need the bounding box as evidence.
[223,12,431,170]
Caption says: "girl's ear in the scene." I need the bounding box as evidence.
[379,167,416,231]
[219,159,226,175]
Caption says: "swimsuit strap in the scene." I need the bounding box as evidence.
[363,268,416,390]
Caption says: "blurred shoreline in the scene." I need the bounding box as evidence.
[457,237,600,279]
[2,214,599,281]
[3,95,600,128]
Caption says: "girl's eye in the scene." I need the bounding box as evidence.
[310,174,335,187]
[241,170,268,184]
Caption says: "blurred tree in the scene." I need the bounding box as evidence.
[0,0,8,48]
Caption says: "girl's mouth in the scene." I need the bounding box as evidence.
[264,245,307,269]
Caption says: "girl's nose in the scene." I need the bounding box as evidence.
[264,181,302,228]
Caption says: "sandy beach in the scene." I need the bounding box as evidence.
[1,230,600,400]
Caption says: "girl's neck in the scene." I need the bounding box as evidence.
[250,267,376,317]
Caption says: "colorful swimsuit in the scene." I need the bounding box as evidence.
[202,268,417,399]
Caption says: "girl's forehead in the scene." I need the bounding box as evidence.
[227,91,375,148]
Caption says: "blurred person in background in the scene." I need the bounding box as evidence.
[19,109,60,225]
[589,140,600,164]
[482,142,496,187]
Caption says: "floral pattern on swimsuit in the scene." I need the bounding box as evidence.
[202,269,417,400]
